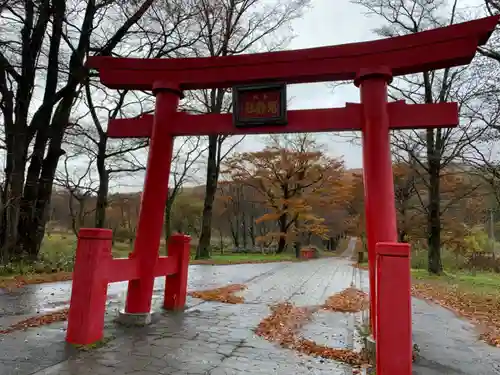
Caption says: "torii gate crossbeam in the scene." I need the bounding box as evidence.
[106,101,458,138]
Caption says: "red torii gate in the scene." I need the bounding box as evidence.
[66,15,498,375]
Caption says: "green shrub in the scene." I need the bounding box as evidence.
[411,246,468,271]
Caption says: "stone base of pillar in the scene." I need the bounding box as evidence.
[117,310,152,326]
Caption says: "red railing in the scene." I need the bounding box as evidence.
[66,228,190,345]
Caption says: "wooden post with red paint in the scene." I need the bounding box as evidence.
[124,82,182,315]
[66,228,112,345]
[355,67,399,336]
[376,242,412,375]
[164,234,191,310]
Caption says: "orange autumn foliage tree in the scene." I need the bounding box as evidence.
[340,171,365,237]
[440,172,489,256]
[391,160,489,256]
[223,135,345,257]
[393,162,425,243]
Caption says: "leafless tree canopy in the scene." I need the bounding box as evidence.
[0,0,311,263]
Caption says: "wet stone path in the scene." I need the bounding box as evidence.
[1,252,362,375]
[0,239,499,374]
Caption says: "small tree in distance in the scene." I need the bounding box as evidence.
[223,134,344,257]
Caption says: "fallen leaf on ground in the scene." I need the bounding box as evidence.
[322,287,369,313]
[255,303,314,345]
[353,263,500,348]
[255,302,369,367]
[188,284,247,304]
[296,338,366,366]
[0,308,69,334]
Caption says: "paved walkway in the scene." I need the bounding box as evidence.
[0,238,499,374]
[33,259,359,375]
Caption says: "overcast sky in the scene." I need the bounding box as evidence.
[111,0,382,191]
[235,0,383,168]
[110,0,486,191]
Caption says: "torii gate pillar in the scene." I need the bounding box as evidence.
[355,68,398,335]
[125,82,183,314]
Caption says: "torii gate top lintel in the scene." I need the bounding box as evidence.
[87,15,499,90]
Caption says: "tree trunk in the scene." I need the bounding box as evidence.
[95,140,109,228]
[164,191,174,254]
[196,135,219,259]
[277,213,288,253]
[229,214,240,248]
[231,230,239,248]
[21,92,75,259]
[4,100,28,261]
[4,151,26,259]
[427,161,442,274]
[249,218,256,247]
[15,0,65,260]
[219,231,224,254]
[277,236,287,254]
[77,199,86,232]
[358,235,367,262]
[294,241,301,258]
[242,212,247,250]
[427,129,443,274]
[294,220,301,258]
[398,230,407,243]
[19,1,64,256]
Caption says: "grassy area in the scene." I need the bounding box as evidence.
[411,268,500,295]
[357,256,500,294]
[39,234,304,265]
[0,233,330,289]
[191,253,298,265]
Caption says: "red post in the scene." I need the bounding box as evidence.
[164,234,191,310]
[66,228,112,345]
[361,132,377,333]
[355,67,399,335]
[125,82,182,314]
[376,242,412,375]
